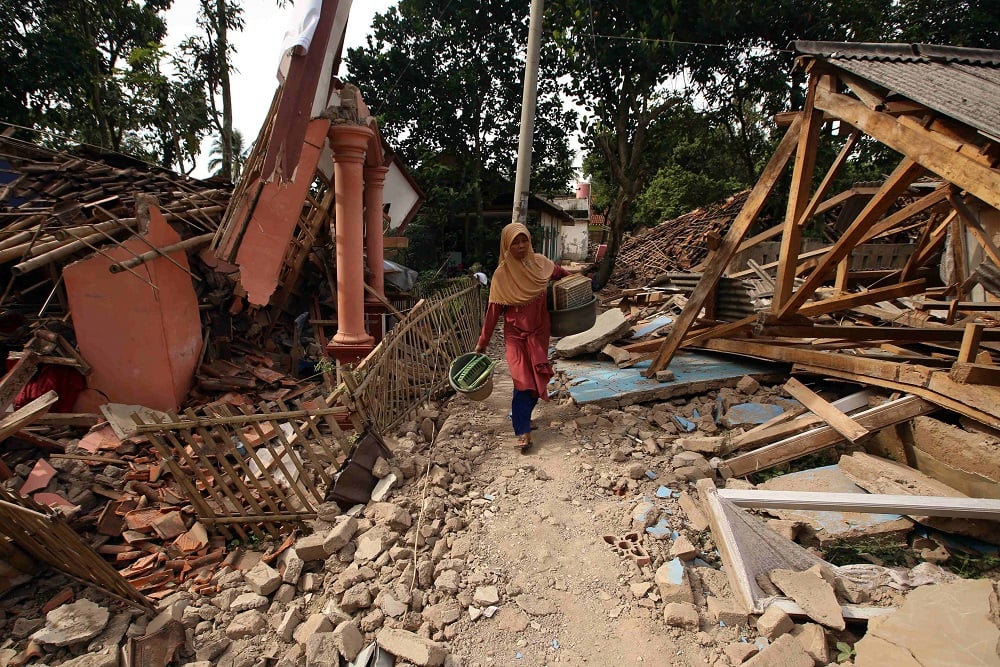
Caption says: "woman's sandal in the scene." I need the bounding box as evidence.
[515,433,531,452]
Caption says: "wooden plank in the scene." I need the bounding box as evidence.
[813,85,1000,212]
[774,80,824,308]
[731,390,871,452]
[758,325,986,343]
[950,362,1000,385]
[644,116,803,376]
[796,279,926,318]
[838,451,1000,545]
[0,390,58,441]
[777,157,925,318]
[782,377,869,442]
[696,479,855,617]
[718,488,1000,520]
[0,350,38,413]
[722,394,934,478]
[957,322,984,363]
[695,479,758,612]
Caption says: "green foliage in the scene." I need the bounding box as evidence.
[346,0,576,272]
[822,536,912,568]
[947,551,1000,579]
[835,641,857,662]
[208,128,250,181]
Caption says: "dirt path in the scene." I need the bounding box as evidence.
[442,356,719,666]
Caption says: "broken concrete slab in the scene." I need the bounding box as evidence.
[743,633,813,667]
[854,578,1000,667]
[32,599,109,647]
[769,568,845,631]
[376,627,447,666]
[756,605,794,640]
[559,349,786,408]
[555,309,631,358]
[662,602,700,630]
[758,464,913,546]
[789,622,830,665]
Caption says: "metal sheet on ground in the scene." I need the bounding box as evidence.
[558,350,787,407]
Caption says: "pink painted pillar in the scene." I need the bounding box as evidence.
[330,124,374,347]
[364,166,390,300]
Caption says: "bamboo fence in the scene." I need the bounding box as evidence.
[0,486,155,611]
[342,279,486,434]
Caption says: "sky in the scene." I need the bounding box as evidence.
[164,0,398,177]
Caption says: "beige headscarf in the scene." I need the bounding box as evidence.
[488,223,555,305]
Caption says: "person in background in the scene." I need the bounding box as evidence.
[475,222,568,451]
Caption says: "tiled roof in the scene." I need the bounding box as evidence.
[791,41,1000,140]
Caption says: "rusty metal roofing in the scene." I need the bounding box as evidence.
[790,41,1000,140]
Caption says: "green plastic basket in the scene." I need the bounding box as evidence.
[449,353,497,400]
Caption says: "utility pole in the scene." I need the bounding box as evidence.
[511,0,544,225]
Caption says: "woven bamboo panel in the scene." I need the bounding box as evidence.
[346,279,485,434]
[135,395,349,539]
[0,487,154,611]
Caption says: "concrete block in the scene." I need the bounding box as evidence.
[654,558,694,604]
[756,605,794,640]
[744,634,812,667]
[662,602,699,630]
[707,596,748,627]
[376,628,447,666]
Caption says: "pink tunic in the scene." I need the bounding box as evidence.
[477,266,569,400]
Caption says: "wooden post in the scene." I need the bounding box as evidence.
[644,116,803,376]
[776,157,925,318]
[773,76,824,309]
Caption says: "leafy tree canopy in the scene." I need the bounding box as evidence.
[0,0,214,173]
[346,0,576,271]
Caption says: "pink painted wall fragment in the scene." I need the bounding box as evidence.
[236,118,331,305]
[64,207,202,412]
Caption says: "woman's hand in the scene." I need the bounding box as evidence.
[474,345,486,354]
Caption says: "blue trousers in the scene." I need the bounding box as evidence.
[511,389,538,436]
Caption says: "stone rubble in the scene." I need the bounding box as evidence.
[1,367,994,667]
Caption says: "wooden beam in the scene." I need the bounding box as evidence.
[699,336,1000,428]
[718,488,1000,521]
[774,78,825,308]
[730,390,872,452]
[813,86,1000,211]
[721,394,933,478]
[0,390,58,441]
[777,157,925,318]
[643,116,803,376]
[901,211,952,281]
[859,184,950,244]
[796,279,926,318]
[957,322,985,363]
[759,324,997,343]
[782,377,869,442]
[950,362,1000,385]
[948,189,1000,269]
[0,350,38,413]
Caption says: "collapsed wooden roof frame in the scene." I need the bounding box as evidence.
[644,43,1000,427]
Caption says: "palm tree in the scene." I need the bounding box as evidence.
[207,129,250,182]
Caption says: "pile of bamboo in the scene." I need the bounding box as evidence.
[610,191,752,289]
[0,135,230,282]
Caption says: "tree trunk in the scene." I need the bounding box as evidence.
[216,0,234,181]
[596,189,631,288]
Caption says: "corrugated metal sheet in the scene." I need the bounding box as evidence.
[834,59,1000,139]
[790,41,1000,139]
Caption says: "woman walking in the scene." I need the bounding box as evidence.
[475,222,568,451]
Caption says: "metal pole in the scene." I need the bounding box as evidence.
[511,0,545,225]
